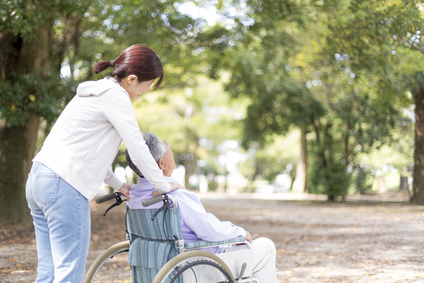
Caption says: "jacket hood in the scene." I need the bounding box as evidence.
[77,77,120,97]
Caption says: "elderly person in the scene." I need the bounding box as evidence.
[126,132,277,283]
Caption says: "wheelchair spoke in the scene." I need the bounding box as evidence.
[169,259,232,283]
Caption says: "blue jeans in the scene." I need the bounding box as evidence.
[26,162,91,283]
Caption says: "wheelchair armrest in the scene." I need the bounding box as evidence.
[184,235,246,250]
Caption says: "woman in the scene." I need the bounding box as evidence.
[25,44,179,282]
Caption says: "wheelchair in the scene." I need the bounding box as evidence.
[127,193,259,283]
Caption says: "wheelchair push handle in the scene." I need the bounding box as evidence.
[96,192,120,204]
[142,194,165,207]
[95,192,127,216]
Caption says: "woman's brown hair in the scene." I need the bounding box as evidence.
[93,44,164,90]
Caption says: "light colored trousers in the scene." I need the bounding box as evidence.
[26,162,91,283]
[250,237,278,282]
[225,237,278,283]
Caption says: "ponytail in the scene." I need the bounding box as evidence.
[92,45,164,90]
[93,60,115,74]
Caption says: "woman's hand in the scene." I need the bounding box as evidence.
[151,182,184,197]
[170,182,184,191]
[119,183,132,200]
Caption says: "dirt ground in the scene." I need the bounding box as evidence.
[2,190,424,282]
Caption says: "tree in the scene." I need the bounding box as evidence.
[199,0,323,193]
[0,0,83,224]
[0,0,202,224]
[410,72,424,203]
[204,0,325,194]
[319,0,424,202]
[207,0,423,201]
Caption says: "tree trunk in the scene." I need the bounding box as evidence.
[0,9,53,224]
[293,127,307,193]
[411,87,424,204]
[341,123,350,201]
[0,114,40,224]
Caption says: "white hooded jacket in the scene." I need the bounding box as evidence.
[33,76,170,201]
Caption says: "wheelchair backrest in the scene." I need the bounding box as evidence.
[126,205,183,282]
[127,206,182,241]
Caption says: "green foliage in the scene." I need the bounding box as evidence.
[324,0,422,71]
[307,122,350,199]
[0,0,92,39]
[0,0,89,128]
[0,0,46,40]
[0,71,75,127]
[1,0,422,200]
[308,153,349,199]
[351,164,375,195]
[78,0,205,86]
[201,0,423,199]
[240,132,299,183]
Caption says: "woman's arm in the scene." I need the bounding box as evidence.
[103,88,170,193]
[104,167,124,190]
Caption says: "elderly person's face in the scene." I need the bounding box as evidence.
[158,138,176,177]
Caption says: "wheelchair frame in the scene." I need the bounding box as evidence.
[83,192,259,283]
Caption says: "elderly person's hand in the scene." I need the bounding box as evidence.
[245,230,253,243]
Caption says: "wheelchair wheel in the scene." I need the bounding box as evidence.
[153,250,235,283]
[83,241,132,283]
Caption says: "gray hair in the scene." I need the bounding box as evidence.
[126,132,167,178]
[142,132,167,162]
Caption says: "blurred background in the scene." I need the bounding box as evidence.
[2,0,424,224]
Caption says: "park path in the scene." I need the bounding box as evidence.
[1,191,424,282]
[200,192,424,282]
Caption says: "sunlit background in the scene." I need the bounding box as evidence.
[55,0,421,199]
[3,0,424,204]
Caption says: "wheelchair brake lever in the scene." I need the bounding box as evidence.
[103,194,123,216]
[151,195,170,221]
